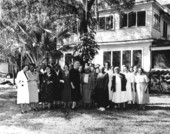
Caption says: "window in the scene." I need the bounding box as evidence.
[128,12,136,27]
[112,51,121,68]
[120,13,128,28]
[153,13,160,31]
[137,11,146,26]
[99,16,114,30]
[123,51,131,68]
[99,17,105,30]
[163,21,168,38]
[152,50,170,69]
[106,16,113,30]
[103,50,142,68]
[133,50,142,67]
[120,11,146,28]
[103,51,111,65]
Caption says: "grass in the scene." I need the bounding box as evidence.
[0,87,170,134]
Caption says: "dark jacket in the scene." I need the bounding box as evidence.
[111,73,127,92]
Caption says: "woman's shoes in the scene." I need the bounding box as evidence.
[98,107,105,111]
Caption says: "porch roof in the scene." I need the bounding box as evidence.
[151,39,170,50]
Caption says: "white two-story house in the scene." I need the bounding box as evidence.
[62,0,170,72]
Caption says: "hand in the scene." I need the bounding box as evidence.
[72,85,75,89]
[59,80,64,83]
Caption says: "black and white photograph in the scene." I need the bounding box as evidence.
[0,0,170,133]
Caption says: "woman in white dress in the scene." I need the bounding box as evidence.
[130,66,138,104]
[123,66,133,103]
[111,67,128,109]
[135,68,149,110]
[27,63,39,110]
[16,65,29,114]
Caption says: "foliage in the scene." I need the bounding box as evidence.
[73,31,99,64]
[149,70,170,93]
[0,0,72,67]
[56,0,135,64]
[0,0,135,67]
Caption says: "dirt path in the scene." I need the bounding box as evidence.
[0,87,170,134]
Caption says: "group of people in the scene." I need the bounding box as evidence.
[16,60,150,113]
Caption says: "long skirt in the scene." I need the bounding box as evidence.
[126,81,133,102]
[28,81,39,103]
[136,82,149,104]
[82,84,92,103]
[131,82,137,104]
[62,83,71,102]
[17,86,29,104]
[108,79,113,101]
[71,87,81,102]
[54,84,63,101]
[41,83,54,103]
[96,88,108,108]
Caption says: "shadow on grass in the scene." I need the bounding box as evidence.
[1,87,170,124]
[0,91,17,100]
[146,105,170,110]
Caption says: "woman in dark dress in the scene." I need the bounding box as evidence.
[69,60,81,110]
[62,65,72,108]
[95,66,109,111]
[38,64,46,104]
[41,65,56,109]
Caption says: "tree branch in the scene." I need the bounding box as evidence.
[88,0,95,11]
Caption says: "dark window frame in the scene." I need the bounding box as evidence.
[120,10,146,28]
[163,21,168,39]
[112,51,121,68]
[98,15,114,31]
[128,12,136,27]
[137,11,146,26]
[103,51,111,65]
[120,13,128,28]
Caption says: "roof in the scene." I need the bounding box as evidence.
[156,0,170,5]
[152,39,170,47]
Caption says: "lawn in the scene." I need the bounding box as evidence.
[0,87,170,134]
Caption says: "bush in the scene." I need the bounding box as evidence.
[148,70,170,93]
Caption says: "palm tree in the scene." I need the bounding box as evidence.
[0,0,71,67]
